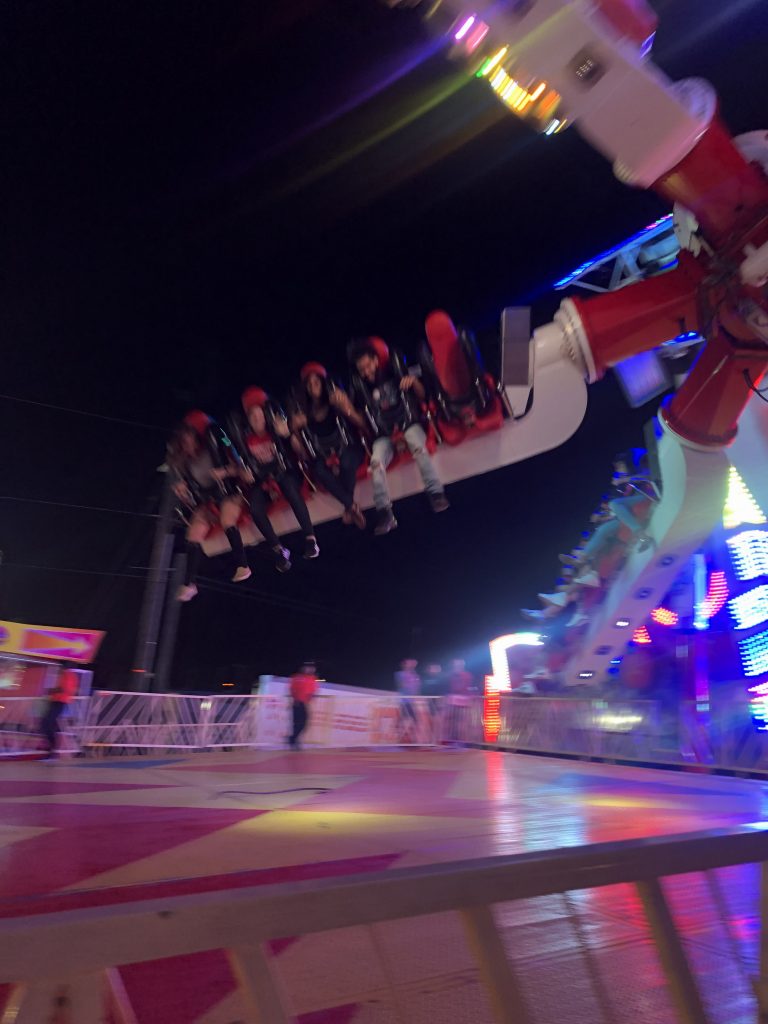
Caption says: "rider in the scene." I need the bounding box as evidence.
[350,339,449,535]
[234,387,320,563]
[168,410,251,602]
[291,362,367,529]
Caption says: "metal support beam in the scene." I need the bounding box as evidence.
[153,552,186,693]
[132,471,175,689]
[636,878,711,1024]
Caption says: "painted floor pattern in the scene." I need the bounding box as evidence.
[1,748,766,1022]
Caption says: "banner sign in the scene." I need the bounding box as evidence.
[254,693,436,748]
[0,620,105,664]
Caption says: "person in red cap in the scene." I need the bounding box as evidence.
[288,661,318,750]
[291,363,366,529]
[232,387,319,563]
[39,661,79,760]
[167,411,251,601]
[350,338,449,535]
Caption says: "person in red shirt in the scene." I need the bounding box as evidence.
[40,662,79,759]
[288,662,318,750]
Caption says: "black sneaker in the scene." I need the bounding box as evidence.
[273,545,291,573]
[303,536,320,559]
[374,507,398,535]
[429,492,450,513]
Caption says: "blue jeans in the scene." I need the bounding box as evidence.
[582,519,621,560]
[608,494,647,533]
[371,424,443,510]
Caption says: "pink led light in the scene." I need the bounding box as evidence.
[700,571,728,621]
[454,15,476,40]
[465,22,489,52]
[651,606,678,627]
[632,626,652,645]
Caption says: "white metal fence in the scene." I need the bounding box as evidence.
[0,696,90,757]
[0,692,446,756]
[6,689,768,775]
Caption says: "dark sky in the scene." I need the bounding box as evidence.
[2,0,767,690]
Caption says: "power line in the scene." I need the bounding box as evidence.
[0,496,160,518]
[2,562,149,582]
[2,561,373,623]
[197,575,376,624]
[0,392,166,431]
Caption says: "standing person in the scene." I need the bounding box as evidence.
[234,387,320,565]
[350,340,449,535]
[289,662,318,750]
[40,662,79,760]
[394,658,421,742]
[291,363,367,528]
[168,412,251,602]
[446,659,473,746]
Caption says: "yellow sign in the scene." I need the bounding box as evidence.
[0,619,104,664]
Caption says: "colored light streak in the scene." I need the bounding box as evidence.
[477,46,508,77]
[488,632,544,690]
[465,22,489,52]
[632,626,651,645]
[695,570,728,629]
[454,15,476,40]
[727,530,768,581]
[740,629,768,678]
[730,585,768,632]
[723,467,766,531]
[651,607,678,626]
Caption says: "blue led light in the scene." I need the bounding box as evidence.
[739,628,768,677]
[553,214,674,289]
[730,586,768,631]
[728,530,768,582]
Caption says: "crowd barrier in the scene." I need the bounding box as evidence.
[3,690,768,775]
[0,692,453,757]
[470,694,768,774]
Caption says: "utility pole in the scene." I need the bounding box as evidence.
[132,469,175,689]
[153,552,186,693]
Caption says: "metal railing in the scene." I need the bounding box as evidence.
[463,695,768,774]
[2,824,767,1022]
[0,696,90,757]
[4,689,768,774]
[0,691,445,756]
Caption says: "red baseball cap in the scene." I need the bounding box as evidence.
[300,362,327,382]
[241,387,269,412]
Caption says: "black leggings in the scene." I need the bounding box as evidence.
[41,700,65,753]
[311,445,363,510]
[290,700,309,748]
[249,473,313,542]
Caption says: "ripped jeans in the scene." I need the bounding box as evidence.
[371,424,443,510]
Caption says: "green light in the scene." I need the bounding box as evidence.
[476,58,492,78]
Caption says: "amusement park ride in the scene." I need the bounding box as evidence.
[202,0,768,690]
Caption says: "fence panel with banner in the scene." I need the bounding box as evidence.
[0,696,90,757]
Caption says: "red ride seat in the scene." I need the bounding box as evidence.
[422,310,504,446]
[350,335,438,480]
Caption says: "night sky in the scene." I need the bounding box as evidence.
[2,1,767,691]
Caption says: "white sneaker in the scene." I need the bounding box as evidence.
[567,611,590,628]
[538,591,568,608]
[232,566,252,583]
[522,608,548,621]
[574,570,600,588]
[176,583,198,602]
